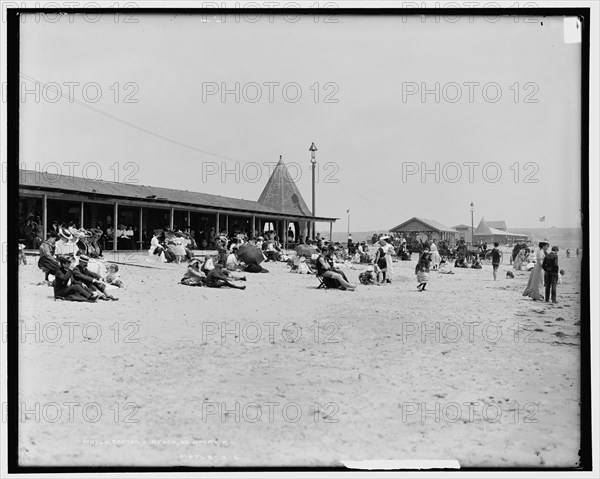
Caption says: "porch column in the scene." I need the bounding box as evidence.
[216,212,220,233]
[329,222,333,242]
[113,202,118,251]
[169,207,174,230]
[139,206,143,250]
[42,194,47,240]
[187,210,191,231]
[80,201,84,228]
[283,219,287,249]
[252,215,256,239]
[225,214,229,236]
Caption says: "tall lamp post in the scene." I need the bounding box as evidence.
[470,202,475,247]
[309,142,318,240]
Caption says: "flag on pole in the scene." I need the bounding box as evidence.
[539,216,545,222]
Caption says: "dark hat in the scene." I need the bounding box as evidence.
[90,227,103,236]
[538,241,549,248]
[551,246,559,252]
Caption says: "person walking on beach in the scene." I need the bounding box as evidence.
[490,242,503,281]
[566,248,570,258]
[542,246,560,304]
[522,241,548,301]
[429,240,441,270]
[415,250,431,292]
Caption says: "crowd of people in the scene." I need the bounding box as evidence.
[35,222,125,302]
[27,216,576,303]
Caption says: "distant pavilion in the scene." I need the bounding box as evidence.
[390,217,458,244]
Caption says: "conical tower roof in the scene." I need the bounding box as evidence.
[474,217,493,235]
[258,156,312,216]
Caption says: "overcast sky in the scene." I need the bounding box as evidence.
[19,12,582,231]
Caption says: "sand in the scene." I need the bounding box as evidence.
[16,250,582,468]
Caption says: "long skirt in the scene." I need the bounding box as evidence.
[385,254,394,280]
[417,271,430,283]
[522,263,544,300]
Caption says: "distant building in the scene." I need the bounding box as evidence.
[473,218,528,244]
[486,220,507,231]
[390,217,457,244]
[452,224,472,244]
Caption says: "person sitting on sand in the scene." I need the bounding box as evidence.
[359,265,377,285]
[226,249,242,271]
[73,255,119,301]
[180,258,206,286]
[54,256,100,302]
[105,264,123,288]
[454,254,468,268]
[438,258,455,274]
[201,254,217,275]
[263,240,279,262]
[206,264,246,290]
[471,256,482,269]
[38,233,61,283]
[149,229,168,263]
[297,256,314,275]
[316,245,356,291]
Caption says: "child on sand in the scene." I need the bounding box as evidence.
[415,253,431,292]
[489,242,503,281]
[105,264,123,287]
[359,265,377,285]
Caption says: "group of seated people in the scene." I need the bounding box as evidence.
[37,229,123,302]
[149,228,197,263]
[106,224,138,250]
[453,254,482,269]
[512,247,534,271]
[180,256,247,290]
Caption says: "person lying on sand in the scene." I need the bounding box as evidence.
[206,264,246,290]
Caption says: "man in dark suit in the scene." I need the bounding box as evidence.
[543,246,560,304]
[73,255,119,301]
[54,256,98,301]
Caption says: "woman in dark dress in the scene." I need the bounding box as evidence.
[374,237,389,283]
[316,246,356,291]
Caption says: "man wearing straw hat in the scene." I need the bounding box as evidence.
[73,255,119,301]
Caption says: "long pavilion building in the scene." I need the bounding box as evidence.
[18,157,336,250]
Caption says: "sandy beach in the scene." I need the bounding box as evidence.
[16,250,582,468]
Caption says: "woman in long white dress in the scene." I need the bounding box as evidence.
[522,242,548,301]
[378,236,395,283]
[429,240,441,270]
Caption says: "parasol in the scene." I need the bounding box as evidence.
[237,244,265,265]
